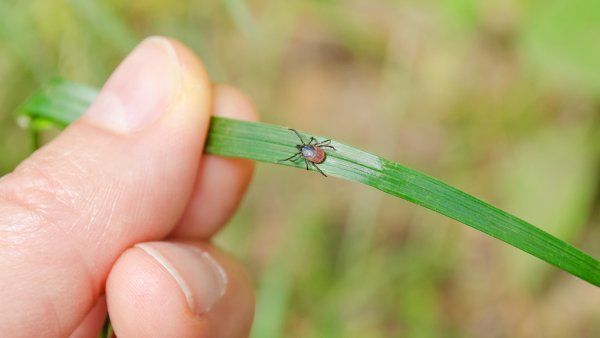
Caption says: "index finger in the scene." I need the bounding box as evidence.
[171,85,259,239]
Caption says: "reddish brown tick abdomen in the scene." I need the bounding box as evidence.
[300,145,326,163]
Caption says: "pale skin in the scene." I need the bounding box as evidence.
[0,37,257,337]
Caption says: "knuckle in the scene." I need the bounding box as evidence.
[1,166,77,225]
[0,146,101,224]
[0,170,73,251]
[0,151,96,247]
[0,161,100,316]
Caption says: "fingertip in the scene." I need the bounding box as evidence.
[213,84,260,121]
[172,85,258,238]
[165,38,213,106]
[106,241,254,338]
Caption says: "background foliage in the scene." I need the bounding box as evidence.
[1,0,599,337]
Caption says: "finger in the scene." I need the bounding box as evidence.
[173,85,258,238]
[69,296,107,338]
[106,241,254,338]
[0,37,211,336]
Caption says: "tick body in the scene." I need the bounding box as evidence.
[300,145,325,163]
[280,129,336,177]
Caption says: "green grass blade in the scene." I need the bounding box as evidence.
[17,79,600,286]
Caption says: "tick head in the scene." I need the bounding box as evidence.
[296,144,303,151]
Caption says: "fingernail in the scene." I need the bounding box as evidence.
[84,37,182,132]
[135,242,228,314]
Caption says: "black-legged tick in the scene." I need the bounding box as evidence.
[280,129,336,177]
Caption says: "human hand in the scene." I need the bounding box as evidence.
[0,37,256,337]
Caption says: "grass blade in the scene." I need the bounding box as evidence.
[17,79,600,286]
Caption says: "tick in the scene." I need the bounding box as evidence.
[280,129,336,177]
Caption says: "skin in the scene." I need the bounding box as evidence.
[0,37,257,337]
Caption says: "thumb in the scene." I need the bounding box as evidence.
[0,37,211,336]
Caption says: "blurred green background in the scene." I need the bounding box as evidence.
[1,0,599,337]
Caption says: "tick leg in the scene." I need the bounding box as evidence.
[289,129,307,145]
[308,137,318,145]
[311,162,328,177]
[316,139,331,146]
[279,152,301,162]
[321,145,336,151]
